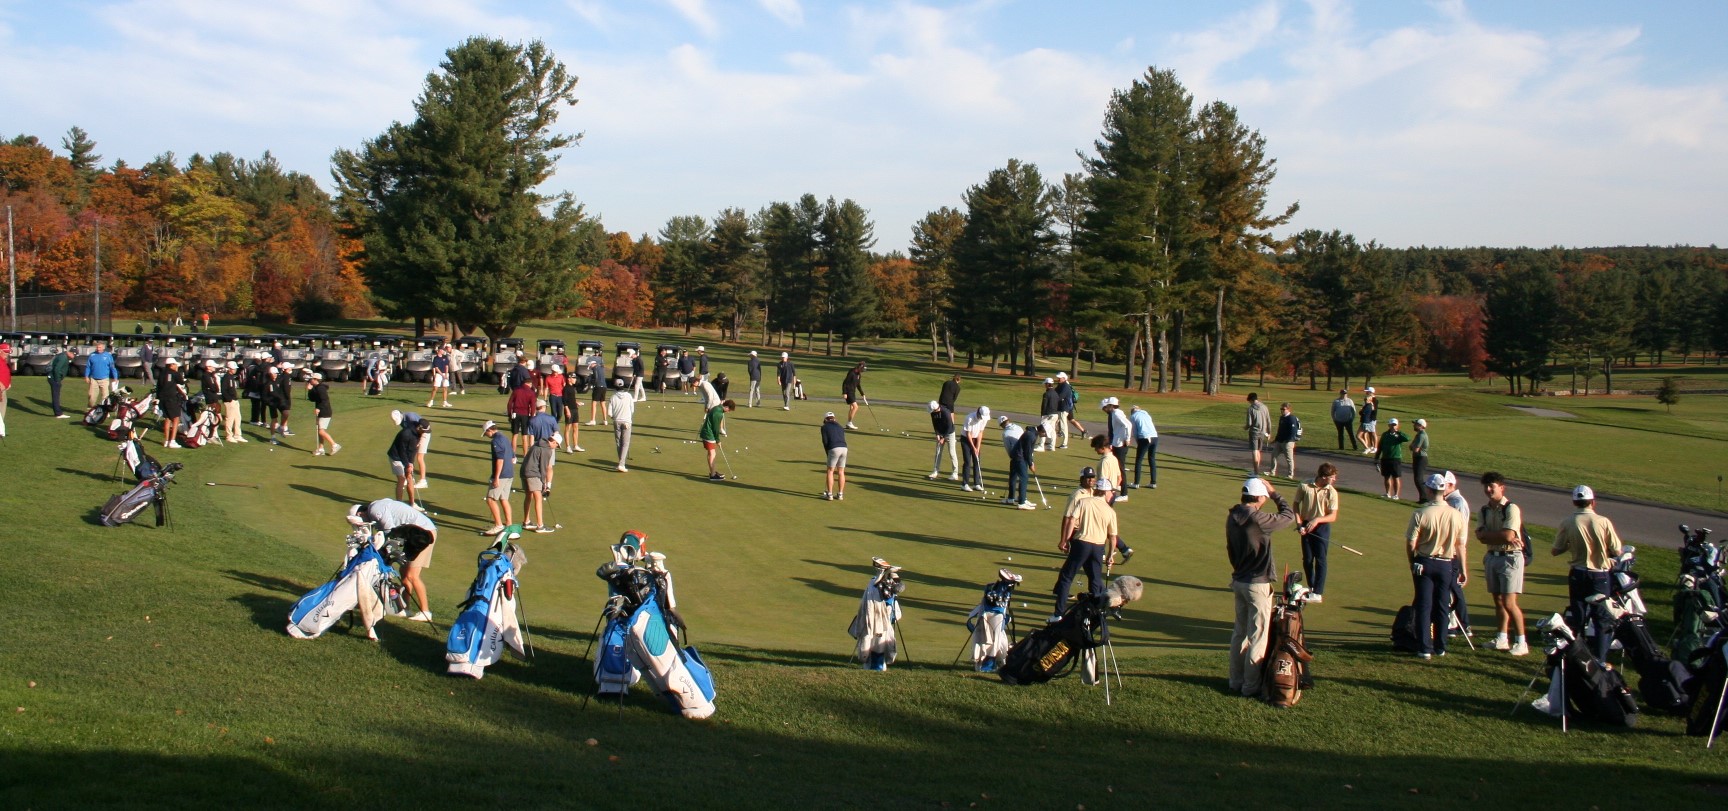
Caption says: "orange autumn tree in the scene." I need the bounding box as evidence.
[868,256,919,335]
[577,258,654,327]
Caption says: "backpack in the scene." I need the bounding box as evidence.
[1390,604,1421,653]
[1263,602,1313,707]
[1290,416,1303,440]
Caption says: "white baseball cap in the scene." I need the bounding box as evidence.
[780,352,789,359]
[390,409,403,424]
[1572,485,1595,501]
[1388,417,1399,425]
[1242,477,1269,497]
[481,420,498,433]
[1415,418,1427,428]
[1096,478,1116,492]
[697,346,706,352]
[978,406,991,418]
[1056,372,1068,380]
[749,350,758,356]
[1044,377,1054,384]
[824,411,836,419]
[998,415,1011,426]
[1425,473,1448,492]
[928,400,941,410]
[1364,386,1376,393]
[1441,470,1457,487]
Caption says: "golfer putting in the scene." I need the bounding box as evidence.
[700,398,736,481]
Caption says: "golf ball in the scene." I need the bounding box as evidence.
[1006,556,1012,561]
[1022,602,1029,608]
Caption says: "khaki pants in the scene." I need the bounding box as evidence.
[88,377,113,410]
[1229,580,1273,696]
[223,400,243,440]
[1038,415,1061,450]
[1270,441,1296,477]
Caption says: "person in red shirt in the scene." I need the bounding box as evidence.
[0,340,13,437]
[507,382,537,456]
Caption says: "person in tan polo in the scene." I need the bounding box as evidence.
[1551,484,1623,659]
[1050,477,1119,622]
[1294,463,1340,603]
[1406,472,1467,659]
[1477,472,1528,656]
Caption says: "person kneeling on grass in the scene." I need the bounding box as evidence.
[701,399,736,481]
[821,411,848,500]
[353,499,438,623]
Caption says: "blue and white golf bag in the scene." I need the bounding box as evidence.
[446,540,529,679]
[287,527,393,640]
[590,537,716,718]
[594,598,642,696]
[849,561,903,671]
[967,570,1022,672]
[625,588,716,719]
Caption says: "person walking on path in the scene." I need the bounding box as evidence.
[1129,405,1158,489]
[1055,372,1084,446]
[1038,378,1063,451]
[700,399,735,481]
[926,400,959,480]
[746,350,762,407]
[1268,402,1301,478]
[48,345,72,418]
[480,420,515,534]
[85,340,120,410]
[821,411,848,500]
[960,405,989,492]
[1478,471,1529,656]
[609,378,634,471]
[1104,398,1133,501]
[1406,473,1467,659]
[1293,463,1340,603]
[1376,417,1410,499]
[842,361,867,429]
[307,372,340,456]
[777,353,796,410]
[1551,484,1624,660]
[1357,388,1379,454]
[1244,392,1272,475]
[1330,389,1357,450]
[1227,477,1295,696]
[1052,477,1120,620]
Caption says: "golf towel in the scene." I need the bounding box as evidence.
[849,580,900,670]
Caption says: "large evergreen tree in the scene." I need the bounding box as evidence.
[820,197,879,355]
[951,159,1057,375]
[909,206,965,361]
[332,37,593,339]
[656,215,712,334]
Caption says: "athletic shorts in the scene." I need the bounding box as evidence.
[1485,551,1525,594]
[487,483,511,501]
[1362,420,1377,434]
[161,400,184,419]
[525,476,545,493]
[510,414,530,435]
[1248,434,1265,451]
[391,460,408,478]
[592,385,606,402]
[1379,458,1402,478]
[317,417,331,430]
[703,440,718,450]
[432,371,448,388]
[844,392,858,405]
[827,447,849,469]
[408,541,435,569]
[416,433,430,455]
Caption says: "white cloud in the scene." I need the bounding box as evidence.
[757,0,802,28]
[664,0,719,38]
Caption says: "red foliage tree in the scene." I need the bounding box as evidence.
[1414,294,1488,378]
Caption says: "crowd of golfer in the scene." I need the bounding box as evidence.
[9,336,1630,700]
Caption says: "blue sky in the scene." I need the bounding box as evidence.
[2,0,1723,252]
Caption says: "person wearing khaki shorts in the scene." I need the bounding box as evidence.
[481,420,516,535]
[1478,471,1528,656]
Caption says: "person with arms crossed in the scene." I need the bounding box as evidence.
[1226,477,1296,697]
[1375,417,1410,500]
[1357,388,1379,454]
[1478,472,1529,656]
[1330,389,1357,450]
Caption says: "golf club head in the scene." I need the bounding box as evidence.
[997,568,1023,585]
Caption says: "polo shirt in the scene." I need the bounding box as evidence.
[1407,501,1466,559]
[1479,500,1523,553]
[1552,508,1623,570]
[1069,497,1118,545]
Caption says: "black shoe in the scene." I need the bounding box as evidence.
[709,473,724,481]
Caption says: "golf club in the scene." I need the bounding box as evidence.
[1032,473,1050,509]
[718,441,739,480]
[864,397,886,432]
[206,481,260,488]
[1340,544,1366,556]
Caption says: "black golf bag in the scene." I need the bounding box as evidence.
[1535,615,1639,727]
[1390,604,1421,653]
[99,462,181,527]
[1684,639,1728,738]
[999,575,1143,686]
[1613,613,1691,714]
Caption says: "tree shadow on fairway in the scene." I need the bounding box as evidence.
[824,527,1060,561]
[227,591,298,634]
[290,465,392,483]
[58,465,125,484]
[1141,576,1229,594]
[222,569,311,596]
[789,576,969,615]
[699,644,853,670]
[290,483,373,506]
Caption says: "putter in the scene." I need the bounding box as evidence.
[1033,473,1050,509]
[718,441,739,480]
[864,397,886,432]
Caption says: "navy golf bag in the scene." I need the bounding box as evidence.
[1614,613,1691,714]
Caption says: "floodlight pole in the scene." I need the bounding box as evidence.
[92,222,101,330]
[6,205,14,331]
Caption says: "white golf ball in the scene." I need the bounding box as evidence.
[1021,602,1029,608]
[1006,556,1012,561]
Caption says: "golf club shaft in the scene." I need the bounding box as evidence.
[1340,544,1366,556]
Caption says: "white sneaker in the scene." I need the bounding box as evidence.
[781,406,791,411]
[585,420,597,426]
[1492,634,1511,651]
[1308,594,1323,604]
[165,441,182,449]
[426,401,434,407]
[1510,640,1530,656]
[408,611,433,622]
[313,447,326,456]
[574,446,586,452]
[616,465,628,472]
[948,474,960,481]
[415,479,428,489]
[412,504,426,513]
[56,414,71,419]
[234,436,249,443]
[1114,495,1129,502]
[962,484,974,492]
[846,422,858,430]
[927,472,939,479]
[330,443,341,455]
[1017,502,1037,510]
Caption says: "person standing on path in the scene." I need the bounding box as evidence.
[1052,477,1119,620]
[1330,389,1357,450]
[47,345,72,418]
[609,378,635,471]
[1227,477,1295,697]
[1550,484,1624,660]
[307,372,340,456]
[1244,392,1272,475]
[1268,402,1301,478]
[746,350,762,407]
[1376,417,1410,499]
[1478,471,1529,656]
[1293,463,1339,603]
[700,399,735,481]
[1128,405,1158,489]
[1038,378,1063,452]
[1406,473,1467,659]
[926,400,959,480]
[85,340,119,410]
[1409,419,1432,500]
[842,361,866,429]
[777,353,796,410]
[1357,388,1379,454]
[821,411,848,500]
[480,420,515,534]
[960,405,989,492]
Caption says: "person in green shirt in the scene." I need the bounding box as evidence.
[1375,417,1410,500]
[700,399,736,481]
[48,345,74,418]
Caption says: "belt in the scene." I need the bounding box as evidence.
[1486,550,1518,556]
[1416,555,1454,562]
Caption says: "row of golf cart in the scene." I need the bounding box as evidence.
[2,330,699,388]
[497,339,698,391]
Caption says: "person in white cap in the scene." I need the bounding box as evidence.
[307,371,340,456]
[694,346,709,387]
[1357,388,1379,454]
[1406,471,1467,659]
[1438,470,1473,639]
[1051,475,1120,621]
[776,352,796,410]
[1227,476,1295,696]
[1477,471,1528,656]
[1054,372,1083,447]
[427,345,452,408]
[608,377,633,470]
[926,400,958,480]
[1037,378,1063,451]
[1551,483,1623,659]
[1409,418,1431,498]
[269,363,295,444]
[157,356,188,448]
[1103,398,1133,499]
[219,361,245,443]
[745,350,762,407]
[1374,417,1410,499]
[960,405,990,491]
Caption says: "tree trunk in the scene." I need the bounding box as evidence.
[1208,287,1225,395]
[945,327,955,364]
[1156,326,1169,393]
[930,322,939,363]
[1138,313,1153,392]
[1069,326,1080,377]
[1202,334,1214,395]
[414,316,425,338]
[1170,310,1184,392]
[1124,329,1139,388]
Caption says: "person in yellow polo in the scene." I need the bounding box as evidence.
[1551,484,1623,659]
[1406,472,1467,659]
[1050,477,1119,621]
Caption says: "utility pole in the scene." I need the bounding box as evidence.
[6,205,15,331]
[92,222,102,331]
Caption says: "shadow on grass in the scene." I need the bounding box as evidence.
[290,483,369,506]
[825,527,1060,561]
[228,591,299,635]
[290,465,392,483]
[222,568,311,596]
[59,465,126,484]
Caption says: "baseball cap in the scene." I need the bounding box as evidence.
[998,415,1010,425]
[1441,470,1457,487]
[390,409,403,424]
[481,420,498,433]
[614,378,627,388]
[1365,386,1376,393]
[164,357,179,365]
[780,352,789,359]
[1056,372,1068,380]
[535,398,548,410]
[697,346,706,352]
[553,364,564,373]
[310,371,323,380]
[978,406,991,418]
[1242,477,1270,497]
[1044,377,1054,384]
[1572,485,1595,501]
[1079,466,1097,480]
[749,350,758,356]
[1425,473,1448,492]
[824,411,836,419]
[1415,418,1427,428]
[1096,478,1116,492]
[1388,417,1399,425]
[928,400,941,410]
[280,362,294,370]
[225,361,238,370]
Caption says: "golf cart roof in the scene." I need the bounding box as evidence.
[215,334,247,345]
[298,332,331,341]
[537,338,566,351]
[616,341,641,351]
[183,333,217,346]
[656,343,680,354]
[455,336,487,348]
[496,337,524,348]
[412,336,440,349]
[577,339,603,351]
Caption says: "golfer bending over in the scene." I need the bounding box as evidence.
[821,411,848,500]
[353,499,438,622]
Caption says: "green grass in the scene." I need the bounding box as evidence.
[3,320,1726,808]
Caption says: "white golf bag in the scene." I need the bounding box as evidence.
[286,527,392,640]
[446,539,529,679]
[849,561,903,671]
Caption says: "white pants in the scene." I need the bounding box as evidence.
[931,433,958,475]
[1038,415,1061,449]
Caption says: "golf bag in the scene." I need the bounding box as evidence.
[1264,573,1316,708]
[965,570,1022,673]
[999,576,1144,686]
[83,386,132,426]
[446,539,530,679]
[625,588,715,719]
[118,438,161,482]
[1672,581,1722,664]
[593,600,642,695]
[286,525,395,639]
[99,461,180,528]
[1531,614,1639,727]
[104,392,155,440]
[1684,639,1728,738]
[1612,613,1691,714]
[849,562,903,671]
[590,536,715,718]
[1390,604,1421,653]
[1679,524,1726,607]
[178,396,222,448]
